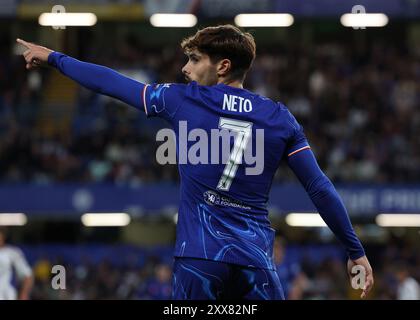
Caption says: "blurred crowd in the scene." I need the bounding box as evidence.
[273,238,420,300]
[0,33,419,185]
[22,239,420,300]
[30,254,173,300]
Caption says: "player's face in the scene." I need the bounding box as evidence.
[182,50,218,86]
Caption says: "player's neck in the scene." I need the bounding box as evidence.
[217,78,243,89]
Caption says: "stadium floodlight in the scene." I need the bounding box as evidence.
[38,13,97,27]
[285,213,327,227]
[376,214,420,227]
[234,14,294,27]
[340,13,388,28]
[150,14,197,27]
[81,213,131,227]
[0,213,27,226]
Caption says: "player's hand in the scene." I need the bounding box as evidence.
[16,38,54,70]
[347,255,374,299]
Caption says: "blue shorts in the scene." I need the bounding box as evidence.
[172,257,285,300]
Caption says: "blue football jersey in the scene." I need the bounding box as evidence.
[143,81,310,270]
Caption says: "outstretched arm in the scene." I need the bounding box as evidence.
[16,38,145,110]
[287,148,374,298]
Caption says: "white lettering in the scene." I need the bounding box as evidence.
[223,94,232,111]
[222,94,252,113]
[244,99,252,112]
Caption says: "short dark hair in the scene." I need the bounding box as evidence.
[181,24,256,81]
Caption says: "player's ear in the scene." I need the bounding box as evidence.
[217,59,231,77]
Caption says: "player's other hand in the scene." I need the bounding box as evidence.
[16,38,54,70]
[347,255,374,299]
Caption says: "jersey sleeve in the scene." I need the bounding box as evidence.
[287,150,366,260]
[142,83,188,122]
[283,106,311,158]
[48,51,146,111]
[11,248,32,279]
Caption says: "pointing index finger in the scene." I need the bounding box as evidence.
[16,38,32,49]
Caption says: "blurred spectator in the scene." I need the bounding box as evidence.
[394,262,420,300]
[0,227,34,300]
[137,263,172,299]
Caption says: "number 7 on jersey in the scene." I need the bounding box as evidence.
[217,117,253,191]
